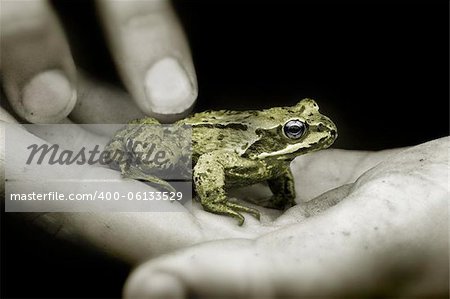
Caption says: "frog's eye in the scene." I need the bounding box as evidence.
[283,119,306,139]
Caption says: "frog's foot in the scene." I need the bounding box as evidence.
[226,201,261,221]
[287,196,297,208]
[203,201,260,226]
[203,202,245,225]
[121,165,176,193]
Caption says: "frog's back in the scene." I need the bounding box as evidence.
[178,109,258,125]
[176,110,259,158]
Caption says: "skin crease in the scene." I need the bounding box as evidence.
[106,98,338,225]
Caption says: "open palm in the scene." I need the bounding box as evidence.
[2,96,447,297]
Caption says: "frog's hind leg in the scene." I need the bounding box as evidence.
[121,164,176,193]
[194,150,262,225]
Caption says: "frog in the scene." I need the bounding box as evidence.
[105,98,337,225]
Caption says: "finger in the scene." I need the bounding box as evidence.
[2,121,203,263]
[124,138,448,298]
[1,0,77,123]
[124,240,260,299]
[0,106,19,193]
[0,103,19,124]
[69,71,145,127]
[25,118,110,158]
[97,0,197,119]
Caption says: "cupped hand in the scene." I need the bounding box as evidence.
[122,137,448,298]
[0,98,408,260]
[2,2,447,298]
[1,0,197,123]
[2,100,448,297]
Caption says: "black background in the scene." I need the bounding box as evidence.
[2,1,448,298]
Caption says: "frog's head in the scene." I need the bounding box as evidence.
[245,98,337,161]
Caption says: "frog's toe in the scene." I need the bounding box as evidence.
[244,209,260,221]
[203,202,246,226]
[225,211,245,226]
[244,206,261,220]
[225,201,261,222]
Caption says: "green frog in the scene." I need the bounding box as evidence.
[105,98,337,225]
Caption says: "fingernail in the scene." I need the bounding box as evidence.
[22,70,76,123]
[144,57,197,115]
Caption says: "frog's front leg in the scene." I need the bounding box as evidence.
[266,163,296,209]
[194,151,261,226]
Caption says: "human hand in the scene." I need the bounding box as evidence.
[122,137,449,298]
[1,0,197,123]
[2,2,447,298]
[2,98,447,297]
[0,98,405,262]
